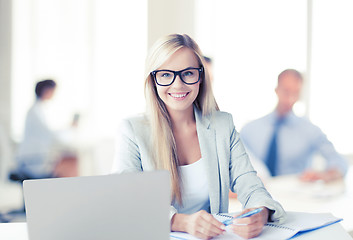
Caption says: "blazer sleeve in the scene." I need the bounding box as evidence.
[227,114,286,224]
[112,118,178,221]
[112,119,143,173]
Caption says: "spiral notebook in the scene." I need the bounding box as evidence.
[170,211,342,240]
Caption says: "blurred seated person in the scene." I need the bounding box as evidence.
[240,69,348,182]
[203,56,214,83]
[10,79,78,182]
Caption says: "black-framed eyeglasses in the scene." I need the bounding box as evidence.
[151,67,203,86]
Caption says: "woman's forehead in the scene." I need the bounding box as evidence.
[158,48,199,71]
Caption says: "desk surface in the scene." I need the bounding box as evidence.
[0,221,351,240]
[229,166,353,233]
[291,222,352,239]
[0,182,23,213]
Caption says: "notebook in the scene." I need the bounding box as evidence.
[23,170,170,240]
[170,211,342,240]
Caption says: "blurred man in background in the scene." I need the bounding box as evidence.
[240,69,347,182]
[203,56,214,84]
[10,79,78,182]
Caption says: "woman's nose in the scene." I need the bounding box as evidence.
[172,75,185,87]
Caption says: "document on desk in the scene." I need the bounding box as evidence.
[170,211,342,240]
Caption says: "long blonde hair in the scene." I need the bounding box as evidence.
[144,34,219,203]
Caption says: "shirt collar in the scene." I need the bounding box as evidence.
[270,110,296,125]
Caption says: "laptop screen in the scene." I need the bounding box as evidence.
[23,170,170,240]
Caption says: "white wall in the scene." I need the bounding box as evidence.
[148,0,196,48]
[309,0,353,154]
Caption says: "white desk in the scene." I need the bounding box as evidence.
[0,181,23,213]
[229,167,353,233]
[0,221,352,240]
[0,223,27,240]
[291,222,352,239]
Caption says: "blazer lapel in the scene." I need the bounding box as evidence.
[194,108,220,213]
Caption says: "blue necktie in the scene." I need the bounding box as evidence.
[265,118,284,176]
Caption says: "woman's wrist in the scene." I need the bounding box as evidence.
[171,213,190,232]
[263,207,273,222]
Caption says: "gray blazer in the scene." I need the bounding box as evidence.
[113,107,286,223]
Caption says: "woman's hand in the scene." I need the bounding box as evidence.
[171,210,225,239]
[230,207,269,239]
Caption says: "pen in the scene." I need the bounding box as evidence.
[222,208,263,226]
[170,235,187,240]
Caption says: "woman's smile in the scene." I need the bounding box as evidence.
[168,92,190,100]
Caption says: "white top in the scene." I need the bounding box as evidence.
[172,158,210,214]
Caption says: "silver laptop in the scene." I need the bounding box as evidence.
[23,170,170,240]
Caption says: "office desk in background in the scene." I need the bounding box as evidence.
[229,166,353,233]
[0,221,352,240]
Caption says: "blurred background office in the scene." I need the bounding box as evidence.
[0,0,352,228]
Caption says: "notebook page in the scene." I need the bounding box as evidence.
[214,213,297,240]
[170,212,342,240]
[278,212,342,232]
[170,214,244,240]
[170,213,286,240]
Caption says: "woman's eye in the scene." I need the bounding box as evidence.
[161,73,171,78]
[183,71,193,77]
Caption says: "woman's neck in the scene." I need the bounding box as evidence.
[168,106,195,130]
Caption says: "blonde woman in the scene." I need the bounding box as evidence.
[114,34,286,239]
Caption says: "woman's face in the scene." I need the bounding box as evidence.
[154,48,201,114]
